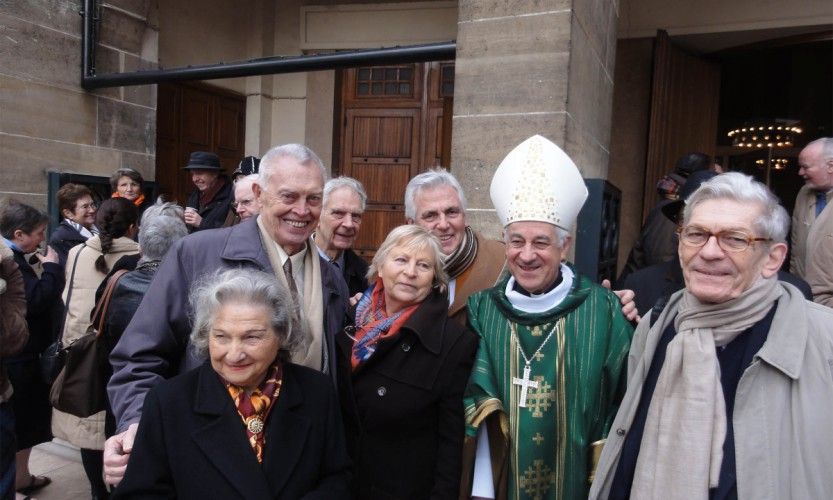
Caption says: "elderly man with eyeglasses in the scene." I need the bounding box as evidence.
[231,174,261,222]
[590,172,833,500]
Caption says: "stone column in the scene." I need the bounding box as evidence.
[451,0,618,240]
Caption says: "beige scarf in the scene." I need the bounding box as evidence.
[630,274,783,500]
[257,217,326,372]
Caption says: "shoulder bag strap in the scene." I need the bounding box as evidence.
[90,269,129,338]
[59,243,86,342]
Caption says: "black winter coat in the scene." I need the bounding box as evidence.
[10,250,64,355]
[336,289,478,500]
[185,177,233,232]
[342,248,370,296]
[48,221,88,269]
[114,361,352,499]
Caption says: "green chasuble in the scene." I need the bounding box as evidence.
[464,264,633,500]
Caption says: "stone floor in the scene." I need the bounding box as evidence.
[24,440,90,500]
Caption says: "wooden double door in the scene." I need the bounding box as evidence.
[336,61,454,257]
[155,82,246,205]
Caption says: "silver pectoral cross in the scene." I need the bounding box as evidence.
[512,364,539,408]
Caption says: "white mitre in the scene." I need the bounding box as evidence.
[490,135,589,230]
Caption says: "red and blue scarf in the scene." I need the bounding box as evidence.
[350,278,417,370]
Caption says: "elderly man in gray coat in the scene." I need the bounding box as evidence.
[590,172,833,500]
[104,144,350,486]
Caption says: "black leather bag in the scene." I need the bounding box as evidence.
[49,268,127,418]
[39,245,85,385]
[39,339,65,385]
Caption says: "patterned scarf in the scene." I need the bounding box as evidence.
[111,191,146,208]
[350,278,418,370]
[444,225,477,279]
[224,362,283,463]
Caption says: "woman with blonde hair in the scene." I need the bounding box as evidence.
[336,225,478,499]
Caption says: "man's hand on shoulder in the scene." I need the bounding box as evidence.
[602,279,640,323]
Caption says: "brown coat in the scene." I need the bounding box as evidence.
[0,241,28,401]
[448,232,506,325]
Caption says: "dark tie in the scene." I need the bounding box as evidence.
[282,259,301,320]
[816,191,828,218]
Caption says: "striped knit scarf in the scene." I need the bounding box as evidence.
[444,225,478,279]
[350,278,417,370]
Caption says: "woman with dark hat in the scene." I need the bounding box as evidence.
[183,151,233,232]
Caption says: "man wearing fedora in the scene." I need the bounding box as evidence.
[183,151,233,232]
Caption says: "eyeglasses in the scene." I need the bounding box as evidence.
[232,199,255,210]
[77,202,96,211]
[677,225,771,252]
[329,209,362,223]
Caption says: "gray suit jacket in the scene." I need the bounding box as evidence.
[107,217,349,431]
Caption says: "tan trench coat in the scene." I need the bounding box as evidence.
[590,283,833,500]
[51,235,138,450]
[790,185,833,307]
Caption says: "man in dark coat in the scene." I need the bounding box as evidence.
[314,176,369,297]
[183,151,233,232]
[618,152,713,285]
[105,144,351,486]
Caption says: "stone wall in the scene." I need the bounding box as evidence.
[0,0,158,211]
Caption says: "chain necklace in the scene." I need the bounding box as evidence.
[508,320,562,408]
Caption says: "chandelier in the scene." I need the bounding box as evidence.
[727,121,802,186]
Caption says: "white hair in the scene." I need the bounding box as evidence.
[683,172,790,243]
[403,168,467,221]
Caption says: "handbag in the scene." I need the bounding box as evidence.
[49,268,128,418]
[39,244,85,385]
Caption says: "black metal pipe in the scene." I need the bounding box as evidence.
[80,0,94,80]
[80,40,456,90]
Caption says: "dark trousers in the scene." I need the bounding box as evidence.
[0,402,15,500]
[80,448,109,499]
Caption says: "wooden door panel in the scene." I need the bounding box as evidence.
[353,210,407,256]
[156,83,245,207]
[350,163,411,206]
[349,112,417,159]
[215,96,244,153]
[181,88,213,146]
[156,83,179,141]
[424,107,444,168]
[337,62,453,255]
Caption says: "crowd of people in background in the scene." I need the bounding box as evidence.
[0,135,831,500]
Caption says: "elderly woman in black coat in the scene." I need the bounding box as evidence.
[336,225,478,499]
[49,183,98,268]
[114,268,351,499]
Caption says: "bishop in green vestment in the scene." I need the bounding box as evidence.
[464,264,632,500]
[462,135,633,500]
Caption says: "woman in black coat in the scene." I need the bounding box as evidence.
[336,225,478,500]
[114,268,350,499]
[49,183,98,268]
